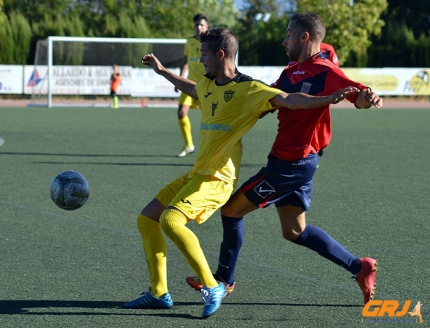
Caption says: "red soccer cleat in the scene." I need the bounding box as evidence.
[186,275,236,295]
[355,257,377,304]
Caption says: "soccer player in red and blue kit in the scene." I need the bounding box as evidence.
[186,12,383,306]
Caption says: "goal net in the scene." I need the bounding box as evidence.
[29,36,186,107]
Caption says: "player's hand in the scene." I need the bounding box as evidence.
[330,86,359,104]
[141,53,165,74]
[359,88,383,109]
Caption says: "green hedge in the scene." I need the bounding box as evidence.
[0,11,151,65]
[1,10,429,67]
[0,12,31,64]
[365,21,430,67]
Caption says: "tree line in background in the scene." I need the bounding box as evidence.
[0,0,429,67]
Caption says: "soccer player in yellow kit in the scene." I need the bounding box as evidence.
[175,14,209,157]
[125,27,358,318]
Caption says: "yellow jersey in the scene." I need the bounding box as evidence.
[191,73,282,183]
[184,36,206,83]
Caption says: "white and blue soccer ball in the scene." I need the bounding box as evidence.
[50,171,90,210]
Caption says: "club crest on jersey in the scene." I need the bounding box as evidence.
[301,82,312,94]
[224,90,235,102]
[254,180,276,198]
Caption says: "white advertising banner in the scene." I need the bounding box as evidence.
[342,68,430,96]
[18,65,430,96]
[131,68,180,97]
[238,66,282,85]
[24,65,133,95]
[241,67,430,96]
[0,65,23,94]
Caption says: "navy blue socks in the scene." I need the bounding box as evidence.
[216,215,244,285]
[292,224,361,274]
[216,219,361,285]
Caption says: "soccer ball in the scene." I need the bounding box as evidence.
[50,171,90,210]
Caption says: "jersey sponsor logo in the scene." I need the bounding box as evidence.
[292,71,305,75]
[224,90,235,102]
[280,70,328,94]
[200,123,232,131]
[211,101,218,116]
[254,180,276,198]
[301,82,312,94]
[181,199,192,205]
[204,92,212,98]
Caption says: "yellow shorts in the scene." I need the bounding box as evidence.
[179,92,200,109]
[155,173,234,224]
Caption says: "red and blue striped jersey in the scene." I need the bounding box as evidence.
[269,53,366,161]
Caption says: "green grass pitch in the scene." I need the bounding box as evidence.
[0,106,429,327]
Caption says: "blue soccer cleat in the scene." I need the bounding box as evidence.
[124,290,173,309]
[201,283,227,318]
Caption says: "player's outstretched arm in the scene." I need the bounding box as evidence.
[270,86,359,110]
[355,88,383,109]
[141,53,198,100]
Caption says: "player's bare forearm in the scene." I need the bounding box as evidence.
[159,69,197,98]
[142,53,198,99]
[271,87,359,109]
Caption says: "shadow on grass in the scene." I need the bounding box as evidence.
[1,152,265,167]
[33,161,196,167]
[0,151,182,159]
[0,300,199,318]
[0,299,361,316]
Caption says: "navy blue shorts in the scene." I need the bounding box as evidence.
[241,154,318,210]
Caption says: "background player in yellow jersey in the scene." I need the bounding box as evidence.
[175,13,209,157]
[125,27,358,318]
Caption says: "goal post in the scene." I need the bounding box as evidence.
[29,36,187,107]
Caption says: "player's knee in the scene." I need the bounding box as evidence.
[137,214,158,237]
[220,204,240,218]
[177,107,188,119]
[158,211,170,232]
[282,229,302,242]
[159,209,187,234]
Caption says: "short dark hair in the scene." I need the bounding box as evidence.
[193,13,209,24]
[290,12,326,42]
[200,27,238,59]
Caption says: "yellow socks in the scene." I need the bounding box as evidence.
[159,209,218,288]
[178,116,193,149]
[113,96,118,108]
[137,214,168,297]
